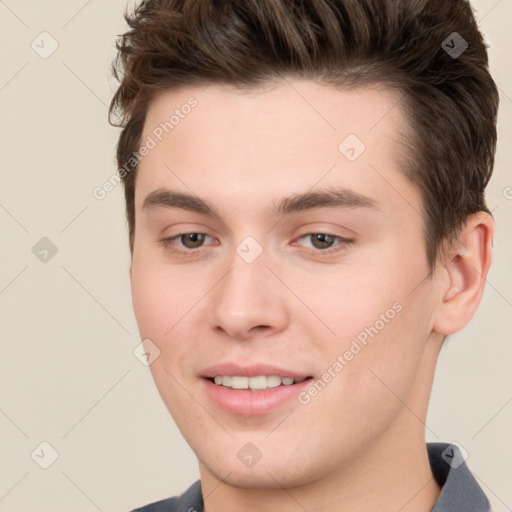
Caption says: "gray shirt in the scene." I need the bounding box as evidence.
[130,442,490,511]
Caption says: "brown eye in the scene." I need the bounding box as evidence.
[294,232,354,257]
[160,232,217,257]
[179,233,207,249]
[309,233,336,249]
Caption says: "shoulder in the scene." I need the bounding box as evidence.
[129,480,203,512]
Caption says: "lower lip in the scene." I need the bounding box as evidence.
[201,378,313,416]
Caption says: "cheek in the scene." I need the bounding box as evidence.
[303,256,433,407]
[131,269,168,337]
[299,304,429,452]
[287,260,407,344]
[130,252,185,340]
[130,260,198,415]
[130,256,206,376]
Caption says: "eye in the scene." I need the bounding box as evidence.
[295,233,353,254]
[176,233,208,249]
[161,232,215,253]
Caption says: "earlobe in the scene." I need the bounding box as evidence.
[433,212,494,336]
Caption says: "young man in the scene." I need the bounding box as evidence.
[109,0,498,510]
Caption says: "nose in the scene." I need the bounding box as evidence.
[209,245,289,341]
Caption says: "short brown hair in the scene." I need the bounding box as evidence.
[109,0,499,271]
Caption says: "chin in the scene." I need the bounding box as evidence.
[201,456,319,490]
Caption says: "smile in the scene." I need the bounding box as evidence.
[211,375,308,390]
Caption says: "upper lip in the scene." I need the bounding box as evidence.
[201,363,311,379]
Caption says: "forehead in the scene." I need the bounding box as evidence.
[135,79,416,218]
[142,79,407,154]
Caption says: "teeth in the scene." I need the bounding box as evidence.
[266,375,282,388]
[211,375,304,390]
[248,375,267,390]
[231,376,249,389]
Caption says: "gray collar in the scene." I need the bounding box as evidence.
[428,442,490,511]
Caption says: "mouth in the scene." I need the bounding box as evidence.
[200,363,314,415]
[201,375,313,418]
[206,375,312,391]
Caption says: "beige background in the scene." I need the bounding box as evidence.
[1,1,511,511]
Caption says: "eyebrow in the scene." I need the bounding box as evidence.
[142,186,379,218]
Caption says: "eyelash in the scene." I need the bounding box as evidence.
[159,232,354,258]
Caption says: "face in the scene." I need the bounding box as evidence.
[130,79,444,489]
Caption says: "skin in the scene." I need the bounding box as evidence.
[129,79,493,512]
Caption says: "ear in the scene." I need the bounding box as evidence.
[433,211,494,336]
